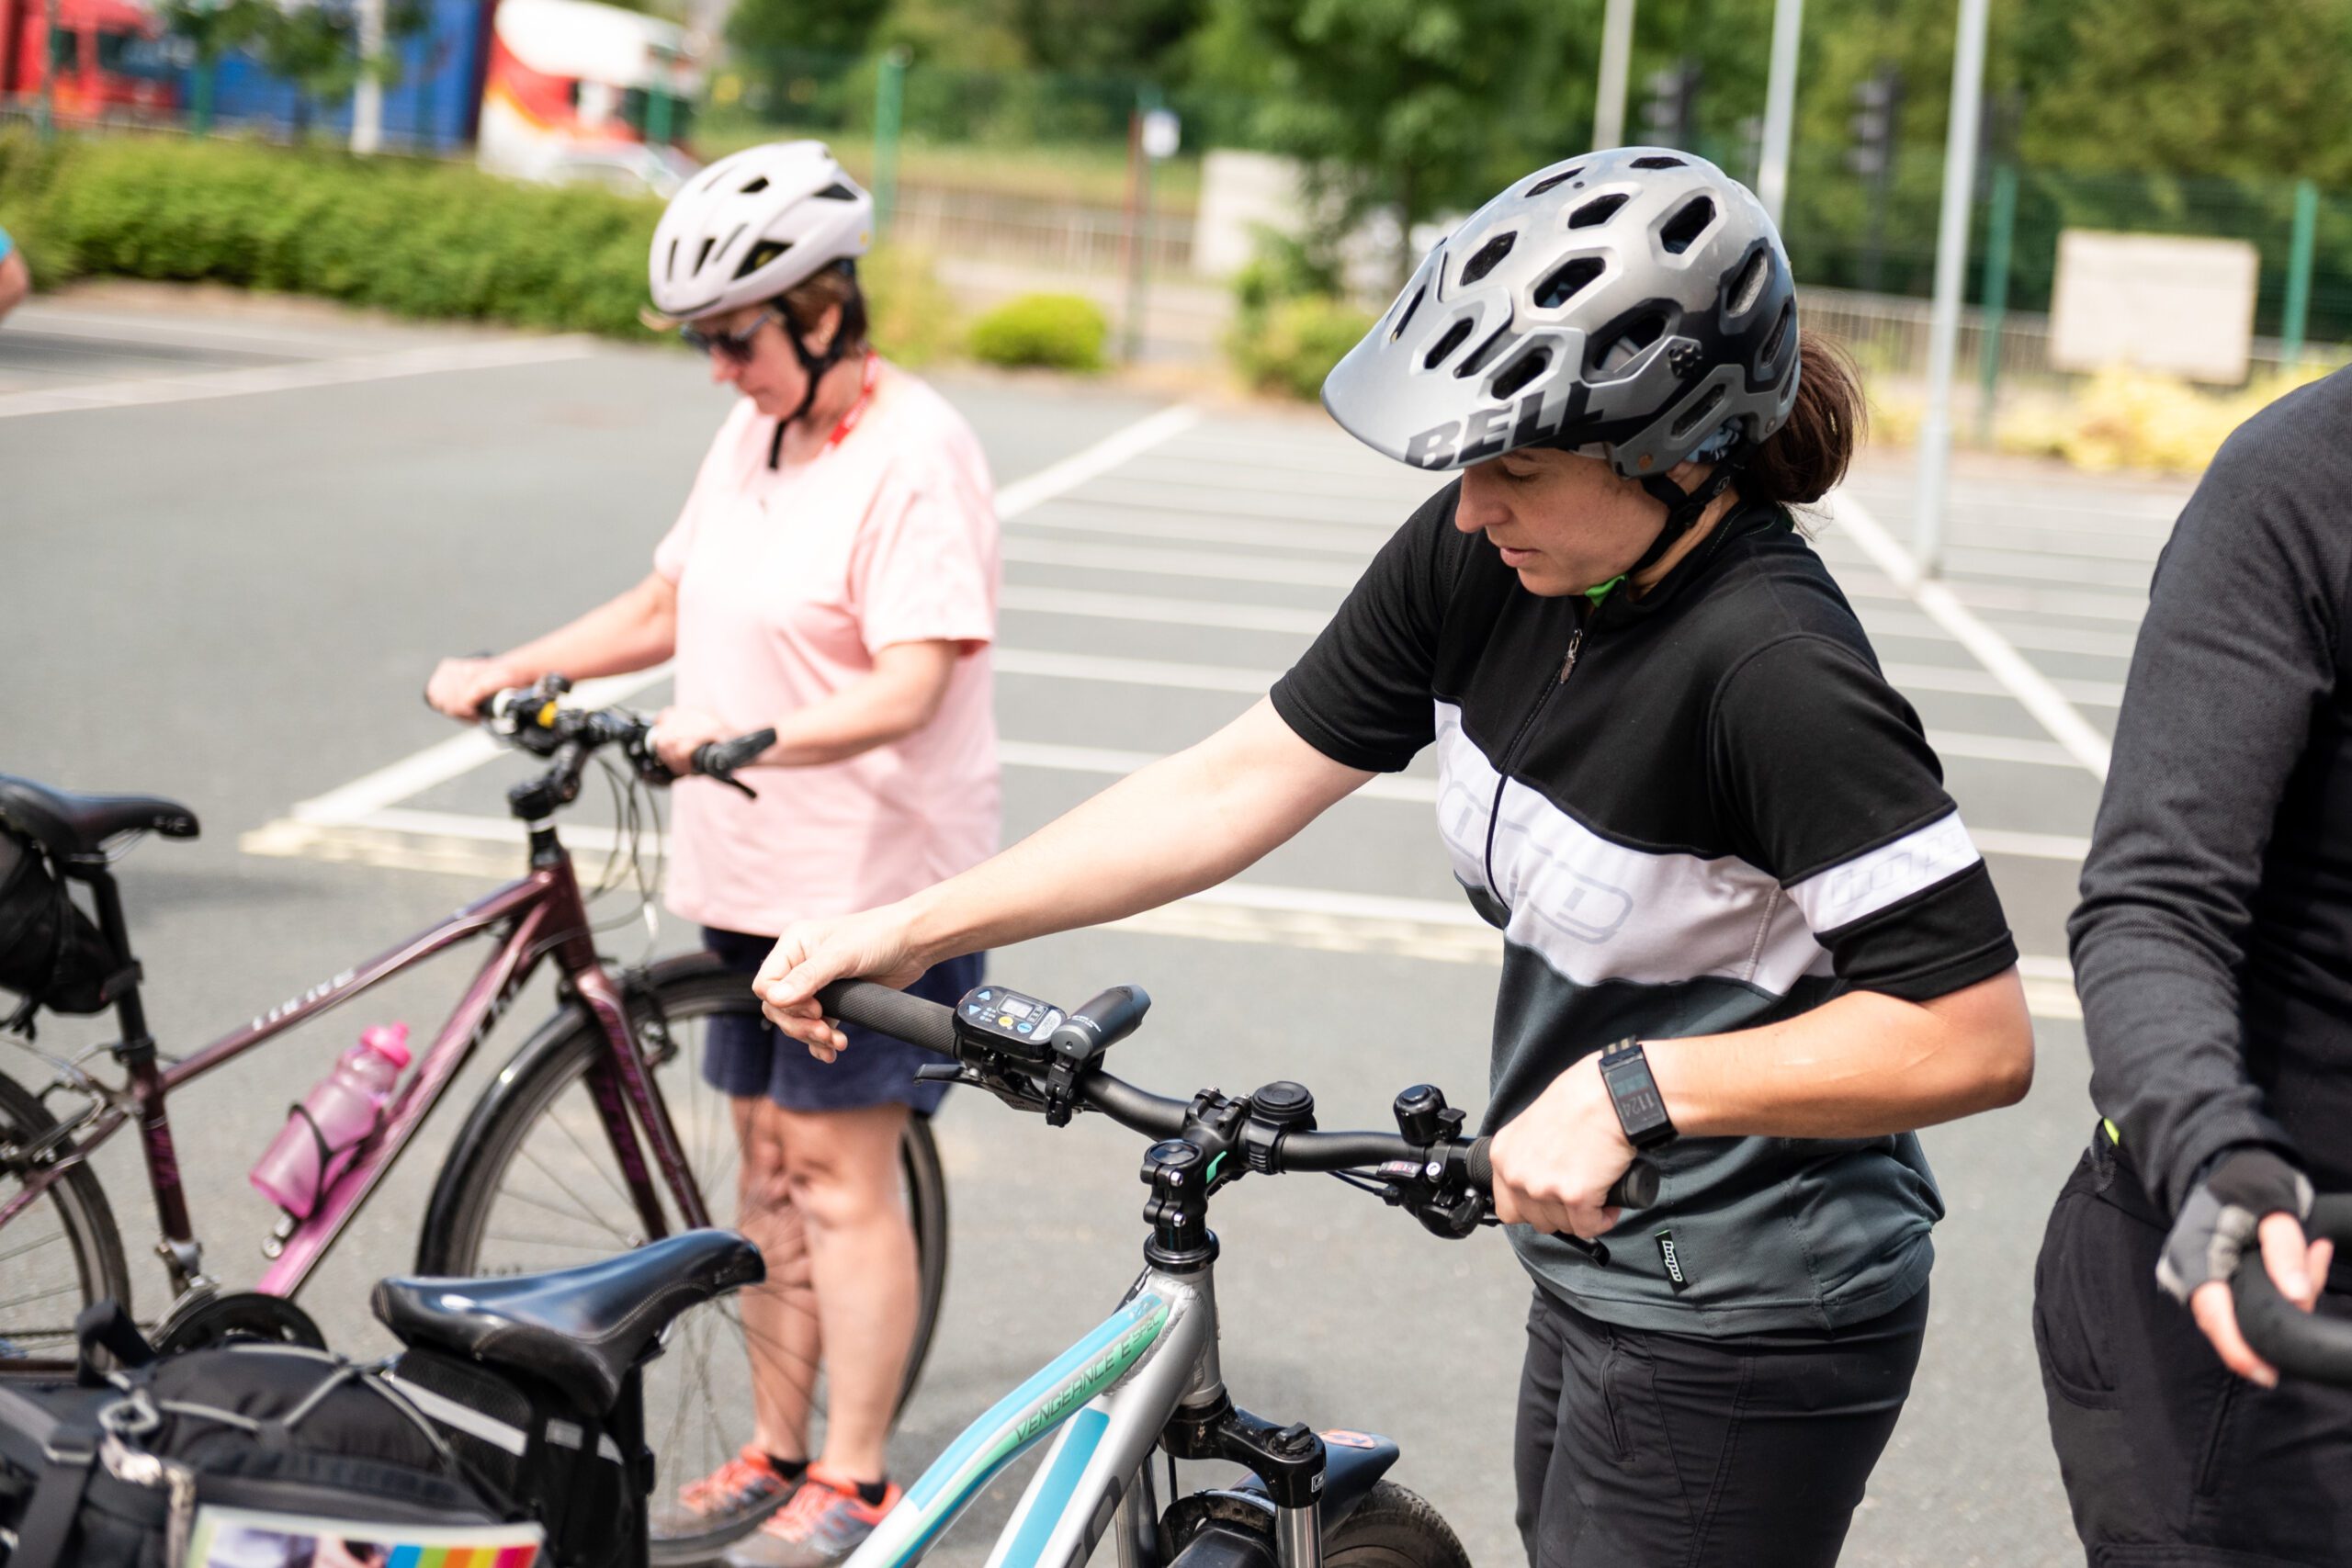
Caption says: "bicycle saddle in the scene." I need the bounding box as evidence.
[0,773,199,857]
[370,1230,765,1414]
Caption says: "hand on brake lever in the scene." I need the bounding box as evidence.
[648,706,735,776]
[1487,1054,1634,1241]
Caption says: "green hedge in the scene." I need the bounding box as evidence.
[966,291,1107,371]
[0,130,950,360]
[1231,295,1373,400]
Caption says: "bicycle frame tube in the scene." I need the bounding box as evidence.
[0,846,699,1296]
[846,1269,1217,1568]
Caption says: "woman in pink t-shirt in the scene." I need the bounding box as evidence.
[424,143,999,1568]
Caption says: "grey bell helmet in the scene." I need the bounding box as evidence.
[1322,147,1802,531]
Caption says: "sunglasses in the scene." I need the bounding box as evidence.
[679,307,780,365]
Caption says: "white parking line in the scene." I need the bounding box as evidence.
[1002,537,1362,589]
[1001,585,1329,635]
[1833,494,2115,778]
[0,335,604,420]
[1013,502,1391,555]
[993,406,1204,517]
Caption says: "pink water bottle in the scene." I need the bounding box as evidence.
[249,1024,411,1217]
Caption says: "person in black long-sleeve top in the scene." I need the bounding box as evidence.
[2040,366,2352,1563]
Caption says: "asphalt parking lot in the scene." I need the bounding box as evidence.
[2,289,2198,1565]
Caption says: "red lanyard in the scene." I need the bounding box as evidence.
[824,354,881,452]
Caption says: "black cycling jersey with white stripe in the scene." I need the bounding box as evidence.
[1271,485,2018,1334]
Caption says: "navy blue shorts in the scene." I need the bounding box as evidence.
[700,927,979,1115]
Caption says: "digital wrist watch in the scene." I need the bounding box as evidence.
[1598,1037,1676,1151]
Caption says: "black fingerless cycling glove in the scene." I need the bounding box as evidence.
[2156,1147,2312,1305]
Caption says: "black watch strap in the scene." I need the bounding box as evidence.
[1599,1037,1677,1151]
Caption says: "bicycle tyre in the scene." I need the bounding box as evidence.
[413,955,948,1566]
[0,1065,132,1372]
[1321,1481,1475,1568]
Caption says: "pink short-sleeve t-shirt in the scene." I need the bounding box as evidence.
[653,360,1001,936]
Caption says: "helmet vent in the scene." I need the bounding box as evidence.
[1669,382,1727,437]
[1660,197,1715,254]
[1534,257,1606,308]
[1590,310,1670,376]
[1424,317,1476,370]
[666,238,680,278]
[1759,299,1794,372]
[816,182,860,201]
[1491,348,1551,400]
[736,240,792,279]
[1630,154,1686,169]
[740,175,770,194]
[1460,231,1517,286]
[1389,286,1426,342]
[1567,194,1628,230]
[1727,248,1770,315]
[694,237,717,274]
[1525,166,1584,198]
[1453,324,1511,379]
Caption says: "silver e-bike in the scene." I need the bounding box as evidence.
[816,977,1659,1568]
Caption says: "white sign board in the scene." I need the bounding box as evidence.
[2049,230,2260,384]
[1141,108,1181,161]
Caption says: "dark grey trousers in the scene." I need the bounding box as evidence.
[1513,1282,1927,1567]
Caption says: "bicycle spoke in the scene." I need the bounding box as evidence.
[0,1226,72,1269]
[0,1281,83,1314]
[481,1229,627,1254]
[511,1145,638,1242]
[542,1098,645,1218]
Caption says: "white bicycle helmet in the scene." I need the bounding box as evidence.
[648,140,874,321]
[1323,147,1802,572]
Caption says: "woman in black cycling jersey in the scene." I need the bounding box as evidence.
[751,149,2034,1567]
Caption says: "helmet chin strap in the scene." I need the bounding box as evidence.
[1627,458,1744,579]
[764,293,855,468]
[775,293,848,430]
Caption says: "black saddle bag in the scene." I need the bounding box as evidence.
[384,1347,644,1568]
[0,825,119,1021]
[0,1340,519,1567]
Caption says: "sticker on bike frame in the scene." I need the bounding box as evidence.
[854,1293,1172,1566]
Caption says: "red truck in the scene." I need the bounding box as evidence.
[0,0,176,121]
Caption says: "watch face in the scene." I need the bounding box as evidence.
[1601,1051,1673,1145]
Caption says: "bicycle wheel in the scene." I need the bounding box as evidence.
[0,1066,131,1372]
[1322,1482,1474,1568]
[415,956,949,1566]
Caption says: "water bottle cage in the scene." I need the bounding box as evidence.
[277,1100,379,1221]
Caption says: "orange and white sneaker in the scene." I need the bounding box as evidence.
[655,1444,802,1536]
[724,1462,901,1567]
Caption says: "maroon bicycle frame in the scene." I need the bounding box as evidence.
[0,835,708,1304]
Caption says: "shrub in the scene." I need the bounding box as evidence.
[859,243,958,368]
[1997,362,2340,473]
[0,132,957,354]
[965,292,1107,371]
[1224,226,1367,400]
[1232,294,1374,401]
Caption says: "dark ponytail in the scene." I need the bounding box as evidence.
[1742,333,1866,507]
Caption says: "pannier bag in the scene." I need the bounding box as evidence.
[384,1346,641,1568]
[0,1337,526,1567]
[0,824,119,1022]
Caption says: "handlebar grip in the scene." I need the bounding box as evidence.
[695,728,776,778]
[813,979,957,1058]
[1461,1139,1660,1211]
[2233,1193,2352,1386]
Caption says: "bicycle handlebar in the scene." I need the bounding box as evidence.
[470,678,774,802]
[2233,1193,2352,1385]
[812,978,1657,1212]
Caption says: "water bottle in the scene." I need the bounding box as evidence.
[249,1024,412,1217]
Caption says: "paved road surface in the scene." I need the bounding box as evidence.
[3,291,2199,1566]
